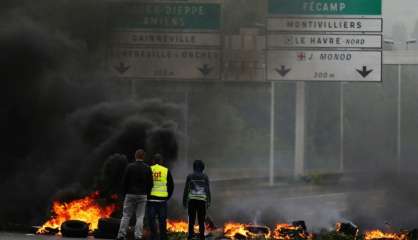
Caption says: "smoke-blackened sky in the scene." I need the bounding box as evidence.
[0,0,182,227]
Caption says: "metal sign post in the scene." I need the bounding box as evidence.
[269,81,276,186]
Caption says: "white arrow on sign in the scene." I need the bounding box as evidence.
[109,47,221,80]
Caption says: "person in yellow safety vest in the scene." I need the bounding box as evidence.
[146,153,174,240]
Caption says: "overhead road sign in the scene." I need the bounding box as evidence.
[108,1,222,81]
[268,0,382,16]
[109,47,221,80]
[108,2,221,31]
[268,33,382,49]
[267,50,381,81]
[267,17,382,32]
[266,0,382,82]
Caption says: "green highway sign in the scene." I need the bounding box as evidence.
[109,2,221,30]
[268,0,382,15]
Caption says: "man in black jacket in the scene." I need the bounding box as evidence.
[183,160,211,240]
[116,149,153,240]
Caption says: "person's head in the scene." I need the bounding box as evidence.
[135,149,145,161]
[152,153,163,165]
[193,160,205,173]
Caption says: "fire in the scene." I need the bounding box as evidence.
[166,219,189,233]
[224,222,249,238]
[166,219,213,234]
[224,222,271,239]
[37,191,117,234]
[272,223,307,240]
[364,230,407,240]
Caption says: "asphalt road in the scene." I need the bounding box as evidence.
[0,232,95,240]
[2,177,386,238]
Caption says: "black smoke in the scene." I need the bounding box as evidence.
[0,1,182,228]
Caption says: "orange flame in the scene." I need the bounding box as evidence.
[223,222,271,239]
[37,191,117,234]
[166,219,189,233]
[364,230,407,240]
[272,223,307,240]
[224,222,249,238]
[166,219,214,234]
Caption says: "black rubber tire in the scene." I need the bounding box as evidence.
[61,220,89,238]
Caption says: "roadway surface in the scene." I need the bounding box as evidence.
[1,176,386,239]
[0,232,96,240]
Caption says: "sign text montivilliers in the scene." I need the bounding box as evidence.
[267,18,382,32]
[268,0,381,15]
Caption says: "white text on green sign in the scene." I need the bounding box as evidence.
[268,0,382,15]
[109,2,221,30]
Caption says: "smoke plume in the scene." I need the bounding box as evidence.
[0,0,182,228]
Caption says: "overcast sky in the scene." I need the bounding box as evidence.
[383,0,418,37]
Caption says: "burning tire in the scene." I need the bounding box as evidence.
[61,220,89,238]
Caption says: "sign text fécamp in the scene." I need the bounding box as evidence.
[268,0,382,15]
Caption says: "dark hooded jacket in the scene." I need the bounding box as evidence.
[121,160,153,195]
[183,160,211,208]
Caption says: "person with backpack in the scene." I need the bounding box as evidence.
[183,160,211,240]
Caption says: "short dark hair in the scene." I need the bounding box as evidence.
[193,160,205,172]
[135,149,145,160]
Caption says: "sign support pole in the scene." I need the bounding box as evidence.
[131,79,136,99]
[269,81,276,186]
[184,90,190,165]
[294,81,305,177]
[397,64,402,174]
[339,82,345,172]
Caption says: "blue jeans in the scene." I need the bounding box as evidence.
[117,194,147,239]
[146,201,167,240]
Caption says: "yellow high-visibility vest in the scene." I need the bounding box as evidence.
[150,164,168,198]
